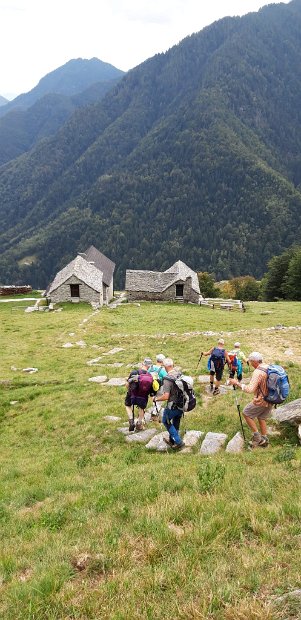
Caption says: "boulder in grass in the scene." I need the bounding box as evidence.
[145,432,169,451]
[126,428,158,444]
[22,367,38,374]
[117,427,130,435]
[272,398,301,427]
[200,432,228,454]
[226,432,244,453]
[88,375,107,383]
[183,430,204,447]
[105,377,126,386]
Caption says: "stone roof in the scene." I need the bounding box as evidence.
[47,255,103,294]
[126,270,176,292]
[81,245,115,287]
[126,260,200,294]
[165,260,200,294]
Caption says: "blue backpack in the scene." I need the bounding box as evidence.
[260,365,290,405]
[211,348,225,370]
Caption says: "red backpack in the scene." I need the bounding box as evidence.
[229,353,238,372]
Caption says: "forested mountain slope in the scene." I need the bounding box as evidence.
[0,0,301,288]
[0,77,122,166]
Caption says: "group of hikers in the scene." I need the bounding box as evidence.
[124,340,290,450]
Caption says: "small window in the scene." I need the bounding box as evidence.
[176,284,184,297]
[70,284,80,297]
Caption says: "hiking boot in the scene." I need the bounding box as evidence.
[258,436,269,448]
[128,420,135,432]
[172,441,185,451]
[151,413,159,422]
[248,432,263,448]
[210,382,214,391]
[135,420,144,432]
[163,437,174,447]
[213,388,220,395]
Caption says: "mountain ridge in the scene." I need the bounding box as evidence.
[0,1,301,288]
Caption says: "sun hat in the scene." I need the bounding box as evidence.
[143,357,152,367]
[234,342,240,348]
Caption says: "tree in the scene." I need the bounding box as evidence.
[198,272,220,297]
[262,248,295,301]
[283,248,301,300]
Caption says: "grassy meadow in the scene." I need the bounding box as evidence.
[0,299,301,620]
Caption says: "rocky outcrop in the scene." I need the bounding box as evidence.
[272,399,301,426]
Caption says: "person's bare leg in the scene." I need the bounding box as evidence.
[243,414,258,433]
[126,405,133,421]
[258,418,267,436]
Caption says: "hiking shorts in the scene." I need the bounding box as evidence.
[125,391,132,407]
[210,368,223,382]
[130,395,148,410]
[243,402,273,420]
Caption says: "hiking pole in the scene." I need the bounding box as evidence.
[196,352,203,373]
[233,386,246,442]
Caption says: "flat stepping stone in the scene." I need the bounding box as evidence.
[226,432,244,453]
[87,357,103,365]
[180,447,193,454]
[63,343,73,348]
[126,428,157,443]
[145,432,169,451]
[104,416,121,422]
[104,377,126,386]
[183,430,204,447]
[22,367,38,374]
[198,375,211,384]
[103,347,124,356]
[76,341,86,347]
[200,432,228,454]
[117,427,130,435]
[88,375,108,384]
[105,362,124,368]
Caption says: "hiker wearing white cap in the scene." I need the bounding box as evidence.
[202,339,231,395]
[228,342,249,382]
[229,351,272,448]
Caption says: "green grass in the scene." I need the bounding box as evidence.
[0,300,301,619]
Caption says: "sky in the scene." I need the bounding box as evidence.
[0,0,291,99]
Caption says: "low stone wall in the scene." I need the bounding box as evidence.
[0,285,32,296]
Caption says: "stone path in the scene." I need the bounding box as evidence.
[117,425,245,454]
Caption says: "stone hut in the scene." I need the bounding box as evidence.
[80,245,115,304]
[46,247,115,306]
[125,260,201,304]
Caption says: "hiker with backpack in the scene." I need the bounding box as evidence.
[228,342,249,382]
[229,351,289,448]
[153,358,186,450]
[147,354,168,421]
[125,357,157,432]
[202,339,231,395]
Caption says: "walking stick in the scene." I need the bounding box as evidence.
[196,352,203,372]
[233,386,246,442]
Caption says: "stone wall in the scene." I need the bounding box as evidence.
[127,279,199,304]
[49,276,102,306]
[103,280,114,305]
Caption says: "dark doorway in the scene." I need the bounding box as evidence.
[70,284,80,297]
[176,284,184,297]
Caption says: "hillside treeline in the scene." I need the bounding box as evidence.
[0,1,301,289]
